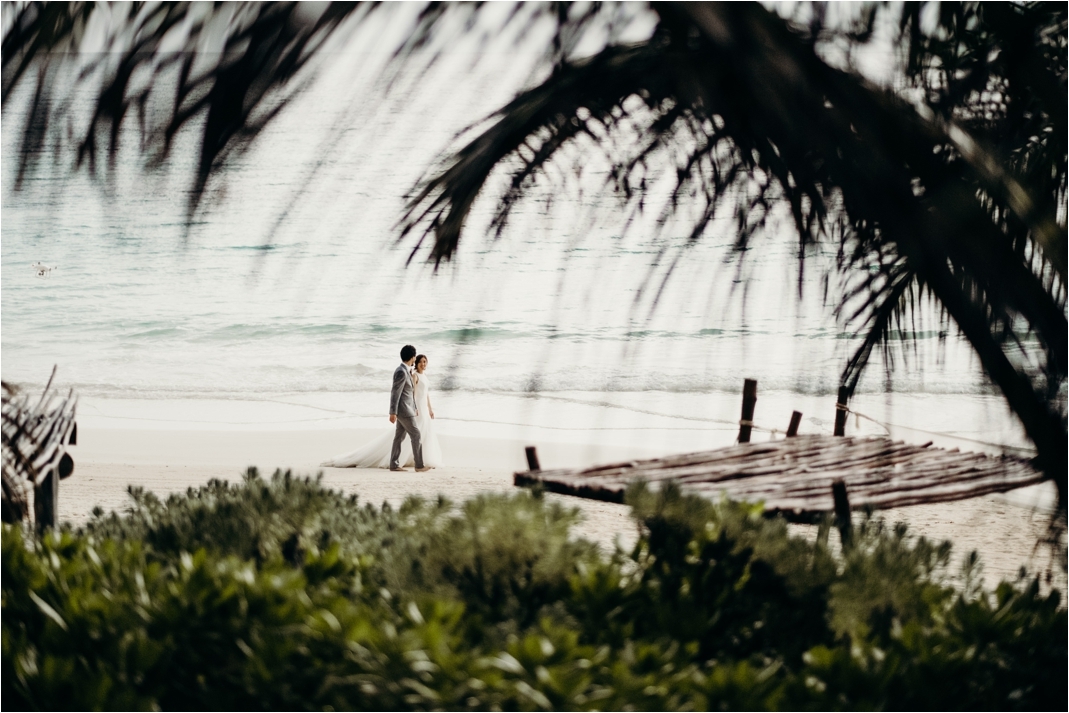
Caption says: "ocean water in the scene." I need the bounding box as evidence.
[0,37,1028,454]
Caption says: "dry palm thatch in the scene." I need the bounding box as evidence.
[515,435,1046,522]
[1,370,78,524]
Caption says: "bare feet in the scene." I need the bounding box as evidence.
[415,466,431,472]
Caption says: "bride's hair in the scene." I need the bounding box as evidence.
[415,354,427,369]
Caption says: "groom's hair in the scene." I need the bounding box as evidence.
[400,344,417,362]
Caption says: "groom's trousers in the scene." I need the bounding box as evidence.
[390,416,424,469]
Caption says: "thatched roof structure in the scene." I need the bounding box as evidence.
[515,435,1043,523]
[2,374,77,524]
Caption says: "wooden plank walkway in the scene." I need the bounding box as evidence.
[514,435,1044,523]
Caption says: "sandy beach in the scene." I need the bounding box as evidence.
[62,425,645,548]
[59,406,1063,590]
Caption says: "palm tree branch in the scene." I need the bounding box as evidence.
[399,40,679,266]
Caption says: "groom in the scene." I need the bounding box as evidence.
[389,344,429,472]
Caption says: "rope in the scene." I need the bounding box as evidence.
[836,403,891,436]
[78,409,739,433]
[836,403,1036,455]
[78,393,1036,456]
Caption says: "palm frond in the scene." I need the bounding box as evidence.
[2,1,362,217]
[398,40,679,266]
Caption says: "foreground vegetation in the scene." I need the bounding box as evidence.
[3,469,1065,710]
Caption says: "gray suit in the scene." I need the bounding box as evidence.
[389,363,423,469]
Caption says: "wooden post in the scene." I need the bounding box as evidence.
[786,411,803,437]
[69,422,77,445]
[34,470,58,534]
[831,479,852,548]
[833,386,849,437]
[525,446,541,471]
[2,480,29,523]
[737,379,757,443]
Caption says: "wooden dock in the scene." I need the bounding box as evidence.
[515,435,1044,523]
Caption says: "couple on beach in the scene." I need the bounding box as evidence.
[322,345,443,470]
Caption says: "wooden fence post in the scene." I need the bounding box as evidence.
[738,379,758,443]
[833,386,849,437]
[525,446,541,471]
[831,479,852,548]
[34,470,58,535]
[786,411,803,437]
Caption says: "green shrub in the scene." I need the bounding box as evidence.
[83,469,600,634]
[0,524,794,711]
[81,468,437,568]
[579,483,840,664]
[3,470,1065,710]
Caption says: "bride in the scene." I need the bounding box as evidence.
[322,354,443,468]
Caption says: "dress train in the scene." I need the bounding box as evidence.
[322,373,442,468]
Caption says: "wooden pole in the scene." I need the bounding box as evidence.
[525,446,541,471]
[738,379,758,443]
[833,386,849,437]
[34,470,58,534]
[2,477,29,524]
[786,411,803,437]
[831,479,852,548]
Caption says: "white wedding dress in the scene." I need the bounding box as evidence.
[321,374,443,468]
